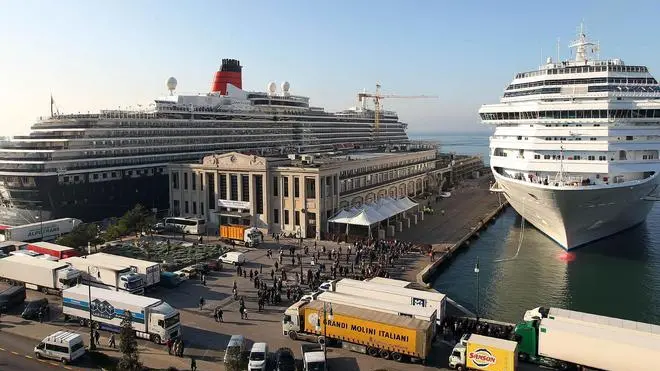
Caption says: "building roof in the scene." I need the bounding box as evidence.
[329,197,418,226]
[64,284,162,308]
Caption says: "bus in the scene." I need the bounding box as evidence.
[161,217,205,235]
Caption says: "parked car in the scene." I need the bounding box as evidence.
[275,347,296,371]
[22,298,50,320]
[224,335,247,365]
[193,263,211,275]
[0,285,26,312]
[172,270,189,281]
[180,266,199,279]
[248,342,269,371]
[160,272,183,288]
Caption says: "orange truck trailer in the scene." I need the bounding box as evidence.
[219,225,262,247]
[282,300,433,363]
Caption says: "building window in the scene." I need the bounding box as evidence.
[173,200,180,216]
[93,174,99,180]
[588,155,596,160]
[273,208,279,224]
[283,177,289,197]
[284,210,290,225]
[192,174,196,190]
[102,173,107,179]
[230,175,238,201]
[599,156,606,161]
[184,201,189,213]
[305,178,316,199]
[534,154,540,159]
[207,174,215,210]
[294,211,300,226]
[219,173,227,199]
[200,174,203,191]
[201,202,204,215]
[192,201,197,214]
[184,173,188,190]
[544,155,551,159]
[294,177,300,198]
[241,175,249,202]
[172,172,179,189]
[255,175,264,214]
[273,176,279,196]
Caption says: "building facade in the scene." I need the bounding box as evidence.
[168,150,449,238]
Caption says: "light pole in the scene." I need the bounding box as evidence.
[87,266,99,350]
[474,257,480,320]
[315,302,333,359]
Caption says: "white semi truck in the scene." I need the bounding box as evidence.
[0,218,82,242]
[62,284,181,344]
[320,278,446,325]
[0,254,81,293]
[61,256,144,295]
[515,306,660,370]
[85,253,160,288]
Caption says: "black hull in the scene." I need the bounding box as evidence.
[0,174,169,225]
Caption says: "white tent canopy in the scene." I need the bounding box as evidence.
[328,197,419,227]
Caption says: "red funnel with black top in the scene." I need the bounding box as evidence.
[211,59,242,95]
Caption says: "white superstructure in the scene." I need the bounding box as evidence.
[479,25,660,249]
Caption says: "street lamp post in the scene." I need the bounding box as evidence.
[474,257,480,320]
[315,302,333,359]
[87,266,98,351]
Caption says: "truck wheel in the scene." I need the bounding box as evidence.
[367,347,379,357]
[288,331,297,340]
[61,358,68,365]
[35,352,41,359]
[379,349,391,359]
[151,334,161,344]
[456,366,463,371]
[391,352,403,362]
[93,321,100,330]
[317,336,326,346]
[79,318,87,327]
[41,287,49,294]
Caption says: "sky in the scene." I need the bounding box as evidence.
[2,0,659,136]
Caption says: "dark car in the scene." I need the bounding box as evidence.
[0,285,26,312]
[275,347,296,371]
[21,298,49,320]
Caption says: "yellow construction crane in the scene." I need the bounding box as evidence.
[357,83,438,140]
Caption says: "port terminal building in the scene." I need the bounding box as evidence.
[168,149,458,239]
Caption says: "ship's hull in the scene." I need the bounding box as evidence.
[494,171,658,249]
[0,174,169,225]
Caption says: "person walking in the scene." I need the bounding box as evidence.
[94,329,100,346]
[199,296,205,310]
[108,333,116,349]
[190,357,197,371]
[167,338,174,354]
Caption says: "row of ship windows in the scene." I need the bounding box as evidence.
[496,150,658,161]
[506,77,658,90]
[503,85,660,98]
[515,64,648,79]
[481,109,660,121]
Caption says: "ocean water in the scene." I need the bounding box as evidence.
[421,132,660,325]
[410,132,491,164]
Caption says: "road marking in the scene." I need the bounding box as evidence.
[25,355,33,359]
[11,351,19,355]
[49,362,60,366]
[38,359,48,363]
[63,366,73,370]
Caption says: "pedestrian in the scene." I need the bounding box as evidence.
[249,269,254,280]
[270,269,275,279]
[190,357,197,371]
[179,339,186,357]
[243,308,248,320]
[167,338,174,354]
[38,309,44,323]
[260,263,263,274]
[94,330,100,345]
[218,308,224,322]
[108,333,116,348]
[199,296,205,310]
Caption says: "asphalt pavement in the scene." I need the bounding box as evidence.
[0,331,93,370]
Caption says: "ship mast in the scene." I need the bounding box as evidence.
[568,22,598,63]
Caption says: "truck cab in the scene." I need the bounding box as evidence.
[147,301,181,343]
[244,227,263,247]
[449,333,518,371]
[56,268,82,290]
[282,303,303,338]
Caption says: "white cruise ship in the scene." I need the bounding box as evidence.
[479,27,660,249]
[0,59,410,225]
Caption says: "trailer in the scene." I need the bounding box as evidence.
[316,292,437,336]
[449,333,518,371]
[85,253,160,288]
[27,241,80,260]
[219,225,262,247]
[283,300,433,363]
[0,255,81,293]
[61,256,144,295]
[367,277,414,288]
[321,278,446,325]
[515,306,660,370]
[62,285,181,344]
[0,218,82,242]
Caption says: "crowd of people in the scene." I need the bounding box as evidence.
[440,316,516,343]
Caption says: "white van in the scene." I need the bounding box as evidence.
[218,251,247,265]
[224,334,247,364]
[248,342,268,371]
[34,331,86,364]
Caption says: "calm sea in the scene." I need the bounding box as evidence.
[417,132,660,325]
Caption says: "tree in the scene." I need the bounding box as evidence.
[55,223,102,250]
[117,311,142,371]
[224,346,247,371]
